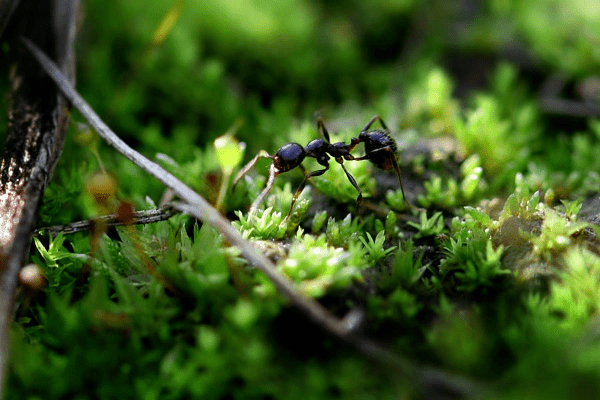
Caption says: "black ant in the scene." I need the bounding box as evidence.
[233,115,414,219]
[233,118,361,219]
[347,115,412,204]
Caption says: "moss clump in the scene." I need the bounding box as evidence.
[7,1,600,399]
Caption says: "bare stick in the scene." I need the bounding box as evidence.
[35,205,176,237]
[22,35,354,341]
[23,38,482,398]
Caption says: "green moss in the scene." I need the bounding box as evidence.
[9,1,600,398]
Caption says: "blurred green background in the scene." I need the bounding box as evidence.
[73,0,599,153]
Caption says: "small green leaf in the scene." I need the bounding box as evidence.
[214,132,245,174]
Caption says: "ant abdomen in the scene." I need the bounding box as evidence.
[273,143,306,173]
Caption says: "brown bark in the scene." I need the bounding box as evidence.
[0,0,78,395]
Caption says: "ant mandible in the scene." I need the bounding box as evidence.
[233,115,414,219]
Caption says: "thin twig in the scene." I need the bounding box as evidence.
[539,96,600,118]
[23,38,483,398]
[35,205,176,236]
[539,73,600,118]
[22,34,353,342]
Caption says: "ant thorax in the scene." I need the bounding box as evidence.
[329,142,353,160]
[304,138,333,165]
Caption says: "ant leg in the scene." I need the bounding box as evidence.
[376,116,389,130]
[339,162,363,207]
[249,163,278,215]
[362,115,378,132]
[353,147,419,210]
[386,153,412,209]
[284,164,330,221]
[361,115,389,132]
[317,117,331,143]
[232,150,272,191]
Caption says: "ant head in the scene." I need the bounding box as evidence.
[358,130,370,141]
